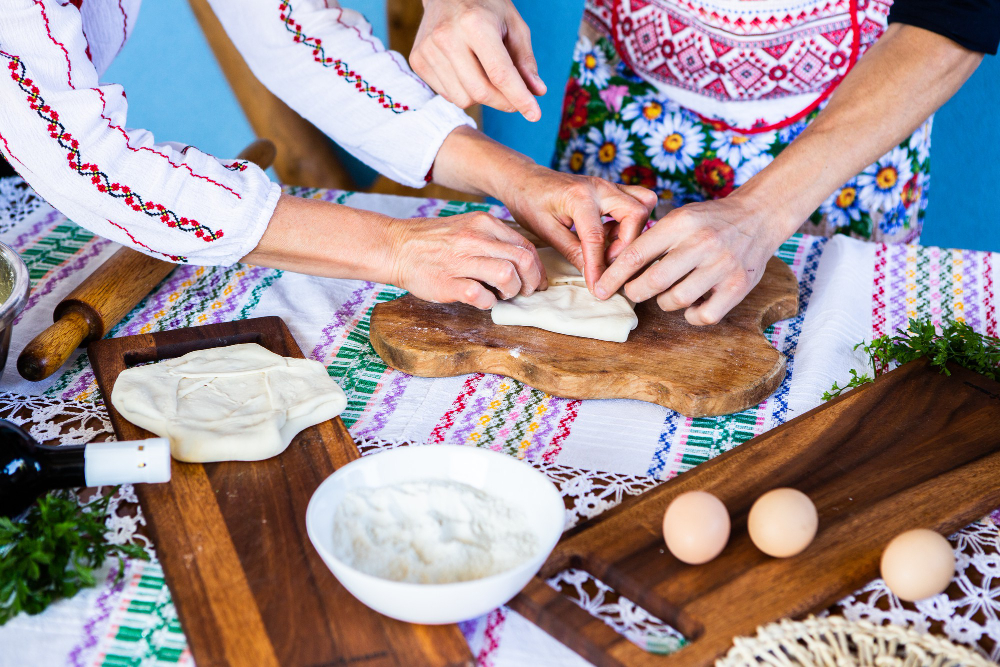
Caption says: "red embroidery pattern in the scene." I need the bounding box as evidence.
[586,0,890,133]
[2,51,221,258]
[0,130,23,168]
[107,219,185,262]
[224,161,248,172]
[544,399,581,463]
[93,89,243,199]
[475,608,507,666]
[985,257,996,338]
[278,0,411,113]
[35,0,74,89]
[116,0,128,52]
[871,242,888,372]
[428,373,483,443]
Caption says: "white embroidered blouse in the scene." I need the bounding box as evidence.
[0,0,474,263]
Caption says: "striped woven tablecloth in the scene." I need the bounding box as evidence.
[0,179,997,666]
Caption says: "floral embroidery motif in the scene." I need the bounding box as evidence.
[584,0,892,132]
[2,51,220,258]
[279,0,411,113]
[223,161,249,172]
[553,36,932,244]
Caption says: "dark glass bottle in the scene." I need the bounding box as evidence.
[0,420,170,518]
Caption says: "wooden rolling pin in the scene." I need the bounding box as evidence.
[17,139,277,381]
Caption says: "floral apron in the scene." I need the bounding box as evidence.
[554,0,931,243]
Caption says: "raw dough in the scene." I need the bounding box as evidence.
[492,284,638,343]
[111,343,347,463]
[538,247,587,287]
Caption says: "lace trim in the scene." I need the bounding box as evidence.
[718,615,994,666]
[7,401,998,661]
[0,177,43,230]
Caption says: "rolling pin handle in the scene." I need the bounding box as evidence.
[17,308,95,382]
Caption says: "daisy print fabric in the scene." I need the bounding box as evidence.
[553,36,932,244]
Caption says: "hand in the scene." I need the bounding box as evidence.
[594,196,787,325]
[387,211,544,309]
[410,0,546,121]
[499,164,658,290]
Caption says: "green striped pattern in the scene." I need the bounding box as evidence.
[98,561,189,666]
[21,224,96,283]
[327,285,405,428]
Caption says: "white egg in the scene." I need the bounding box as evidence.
[880,529,955,602]
[662,491,730,565]
[748,488,818,558]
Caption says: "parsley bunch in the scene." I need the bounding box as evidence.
[0,489,149,624]
[823,318,1000,401]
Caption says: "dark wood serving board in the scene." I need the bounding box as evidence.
[370,256,798,418]
[508,359,1000,666]
[89,317,472,667]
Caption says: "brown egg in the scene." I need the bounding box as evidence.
[880,529,955,602]
[748,488,818,558]
[662,491,730,565]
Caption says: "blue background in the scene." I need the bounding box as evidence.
[105,0,998,252]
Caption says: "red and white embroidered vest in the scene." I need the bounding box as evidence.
[584,0,891,132]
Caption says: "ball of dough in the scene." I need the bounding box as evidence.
[880,529,955,602]
[748,488,818,558]
[662,491,730,565]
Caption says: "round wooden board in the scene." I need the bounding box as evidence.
[369,256,799,417]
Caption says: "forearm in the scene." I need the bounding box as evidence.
[735,23,983,242]
[430,125,537,198]
[242,194,396,282]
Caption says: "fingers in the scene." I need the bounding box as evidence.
[462,257,522,301]
[467,22,541,120]
[602,183,656,249]
[538,224,587,286]
[447,278,498,310]
[654,262,727,312]
[595,221,678,299]
[568,205,608,292]
[481,228,545,295]
[622,250,698,303]
[446,45,518,112]
[505,15,546,97]
[684,271,759,326]
[420,40,470,107]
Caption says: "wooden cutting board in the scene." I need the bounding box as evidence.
[369,256,798,417]
[508,359,1000,666]
[88,317,473,667]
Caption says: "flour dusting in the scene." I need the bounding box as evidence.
[331,481,538,583]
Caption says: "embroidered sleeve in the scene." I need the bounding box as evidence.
[207,0,475,188]
[0,0,281,264]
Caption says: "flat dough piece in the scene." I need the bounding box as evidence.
[111,343,347,463]
[491,284,638,343]
[538,247,587,287]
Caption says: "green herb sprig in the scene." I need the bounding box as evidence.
[0,489,149,624]
[822,317,1000,401]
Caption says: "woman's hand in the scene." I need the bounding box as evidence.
[594,195,787,326]
[430,127,657,290]
[498,165,658,290]
[244,195,542,309]
[386,211,544,309]
[410,0,546,120]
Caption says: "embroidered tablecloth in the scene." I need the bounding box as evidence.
[0,179,997,666]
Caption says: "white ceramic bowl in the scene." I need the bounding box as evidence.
[306,444,565,624]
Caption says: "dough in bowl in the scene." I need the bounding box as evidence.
[492,284,638,343]
[111,343,347,463]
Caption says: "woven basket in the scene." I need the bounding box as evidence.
[717,615,995,666]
